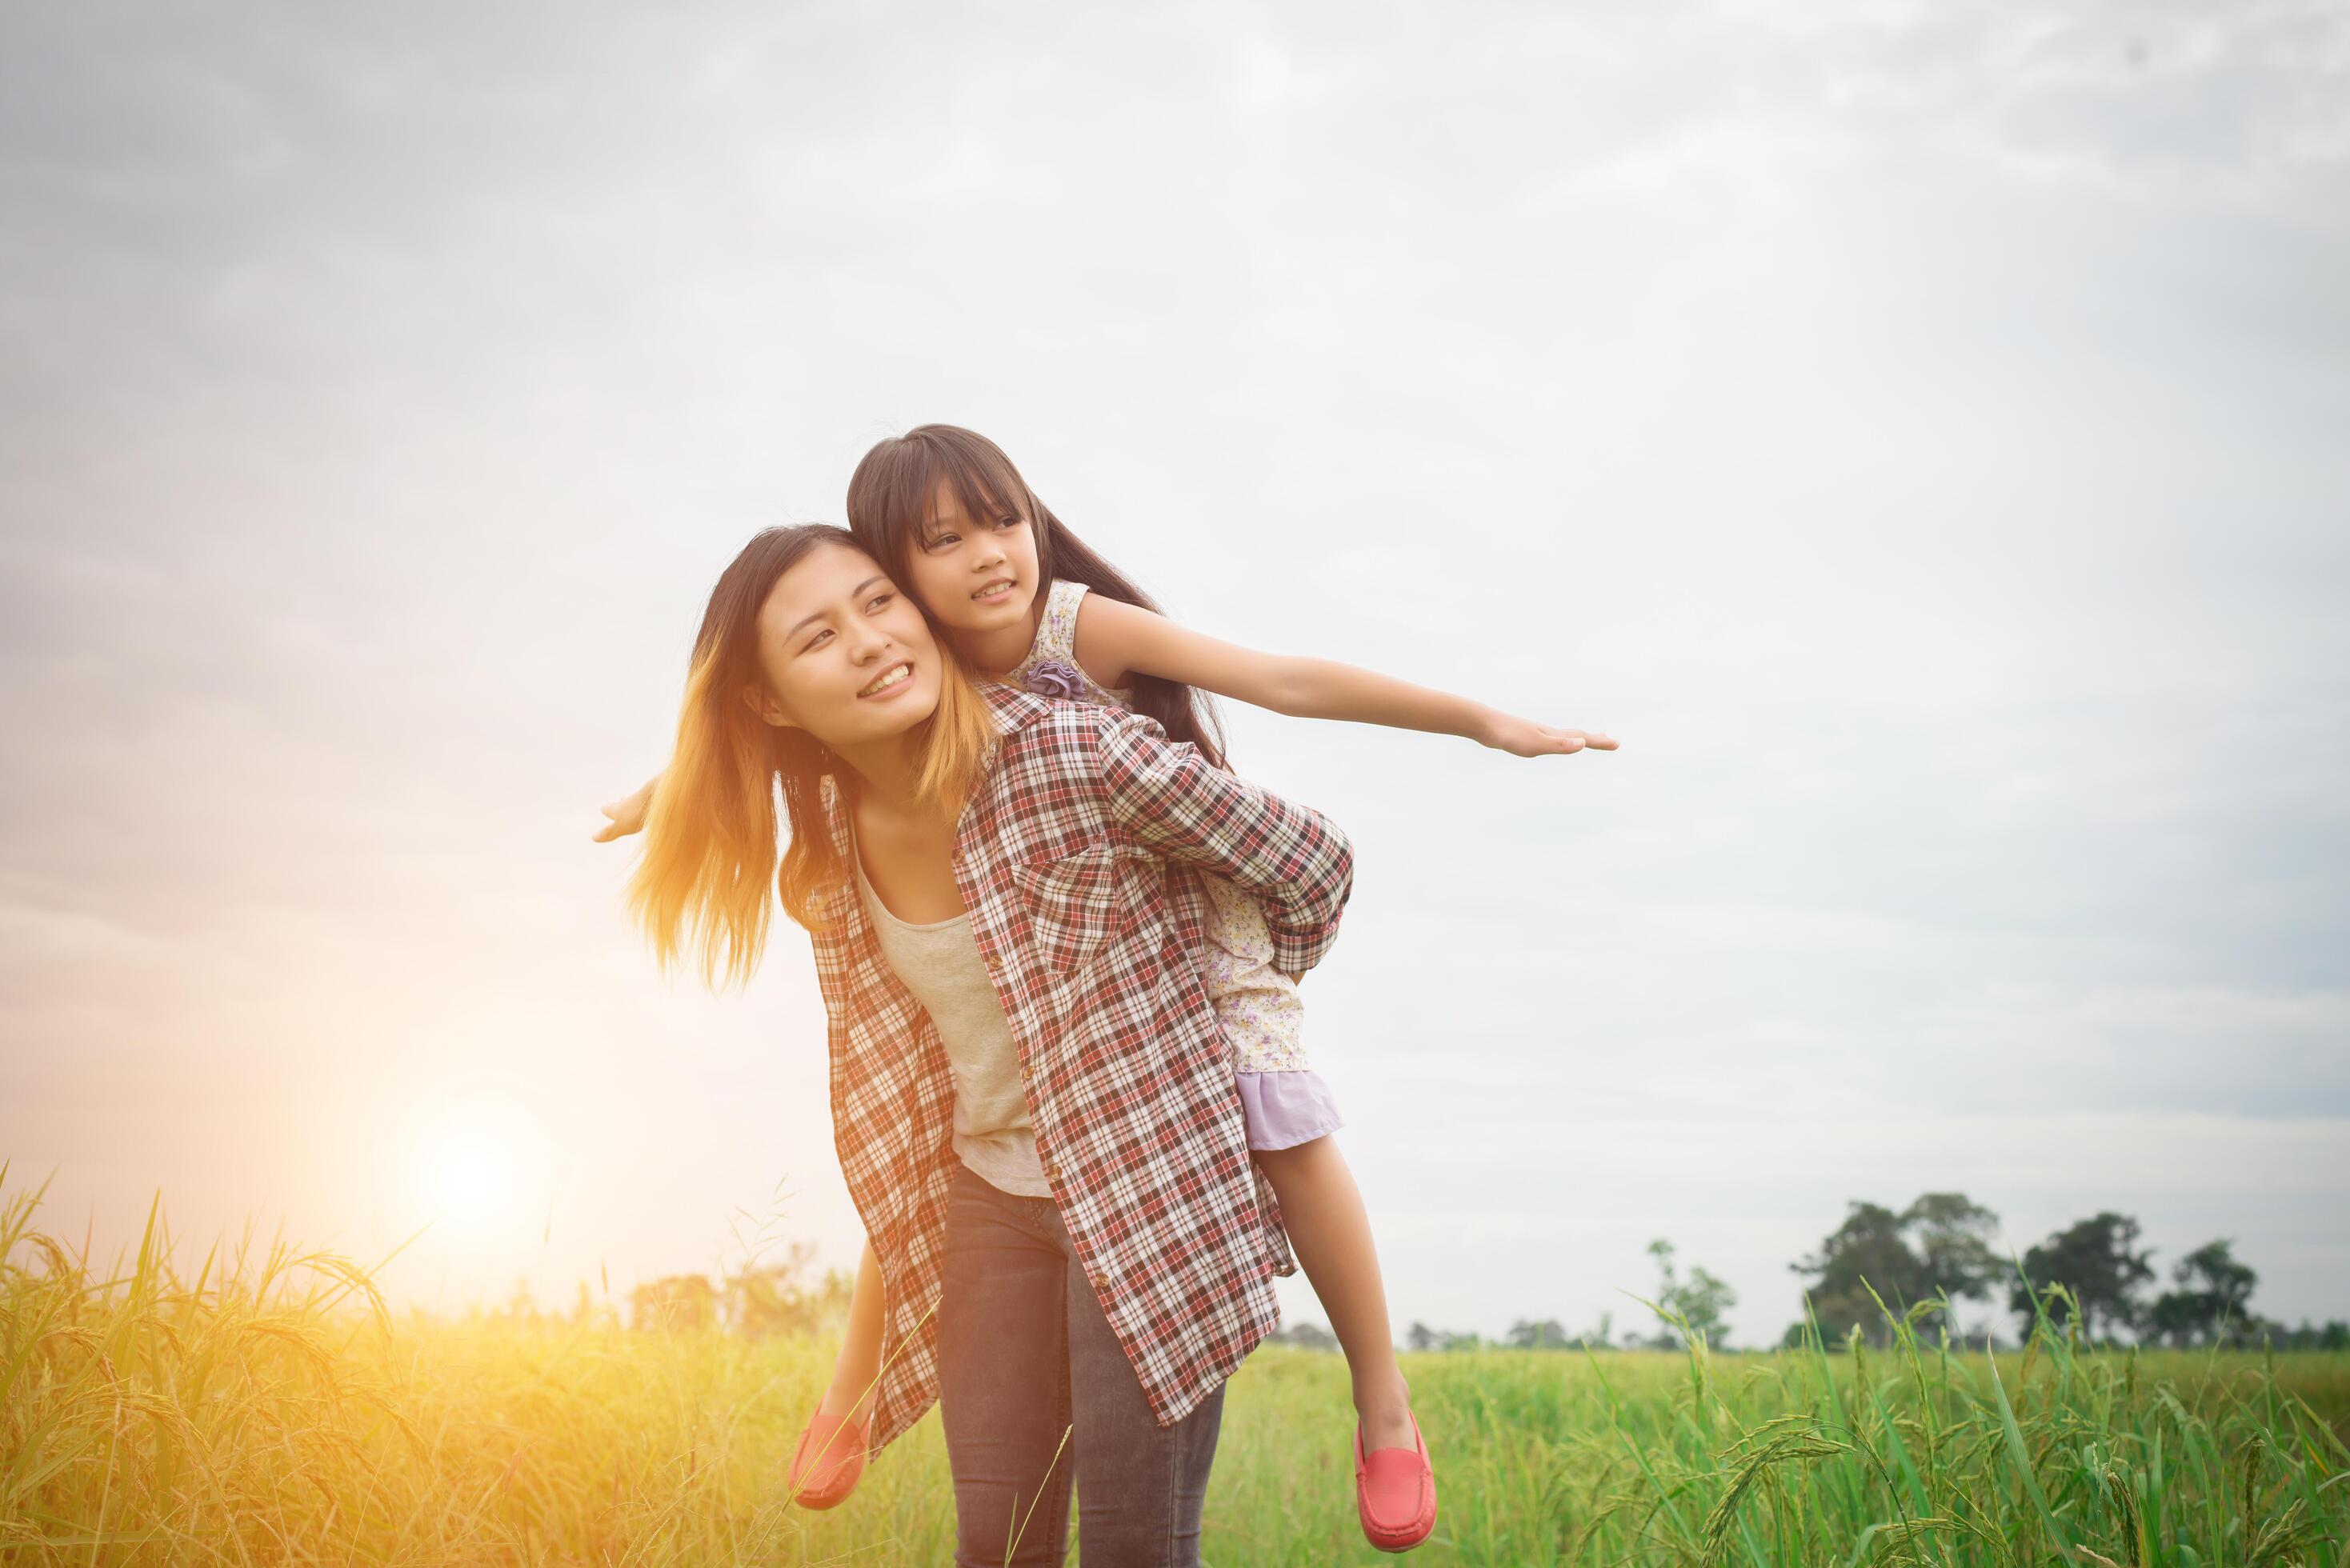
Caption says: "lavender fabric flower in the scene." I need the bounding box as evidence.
[1023,658,1087,701]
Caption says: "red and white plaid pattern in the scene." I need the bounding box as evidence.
[807,684,1354,1445]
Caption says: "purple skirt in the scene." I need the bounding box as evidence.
[1236,1070,1343,1151]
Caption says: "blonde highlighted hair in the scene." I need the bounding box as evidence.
[627,525,995,987]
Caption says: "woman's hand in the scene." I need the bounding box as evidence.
[1479,712,1619,758]
[593,774,660,842]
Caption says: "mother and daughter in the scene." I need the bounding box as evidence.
[606,426,1612,1562]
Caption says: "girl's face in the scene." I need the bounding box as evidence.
[744,542,944,748]
[898,478,1043,640]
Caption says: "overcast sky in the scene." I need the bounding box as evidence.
[3,0,2345,1346]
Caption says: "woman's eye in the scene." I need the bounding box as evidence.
[867,594,893,612]
[801,629,832,653]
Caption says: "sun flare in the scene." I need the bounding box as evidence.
[411,1094,554,1235]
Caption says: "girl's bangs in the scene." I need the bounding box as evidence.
[865,432,1033,560]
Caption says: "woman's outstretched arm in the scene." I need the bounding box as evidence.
[595,774,661,842]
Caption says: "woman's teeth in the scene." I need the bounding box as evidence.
[860,663,914,697]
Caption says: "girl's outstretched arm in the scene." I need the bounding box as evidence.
[1071,594,1616,758]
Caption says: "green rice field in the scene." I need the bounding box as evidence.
[4,1176,2345,1566]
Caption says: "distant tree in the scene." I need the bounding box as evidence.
[1507,1318,1571,1350]
[723,1242,855,1340]
[1399,1321,1495,1352]
[2143,1292,2199,1346]
[568,1280,611,1328]
[1905,1193,2004,1304]
[1646,1238,1737,1348]
[2146,1240,2259,1347]
[1792,1194,2003,1346]
[630,1273,718,1332]
[1268,1321,1339,1351]
[2010,1212,2156,1342]
[1793,1202,1920,1343]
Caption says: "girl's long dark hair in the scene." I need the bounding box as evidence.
[846,424,1229,770]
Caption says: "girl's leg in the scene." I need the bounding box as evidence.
[1251,1134,1415,1450]
[817,1238,885,1422]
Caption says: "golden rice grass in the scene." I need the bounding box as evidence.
[3,1169,2345,1565]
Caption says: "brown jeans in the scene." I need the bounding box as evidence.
[935,1162,1227,1567]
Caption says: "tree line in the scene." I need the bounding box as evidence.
[1787,1194,2343,1350]
[533,1194,2342,1354]
[478,1241,858,1338]
[1352,1194,2349,1354]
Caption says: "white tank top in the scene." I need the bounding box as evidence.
[852,850,1051,1198]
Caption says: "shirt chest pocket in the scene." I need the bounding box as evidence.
[1008,837,1152,975]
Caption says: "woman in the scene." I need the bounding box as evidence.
[627,524,1354,1565]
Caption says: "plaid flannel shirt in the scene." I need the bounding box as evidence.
[808,683,1354,1446]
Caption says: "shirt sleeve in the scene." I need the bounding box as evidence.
[1090,709,1355,976]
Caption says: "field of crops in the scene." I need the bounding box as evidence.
[6,1178,2347,1566]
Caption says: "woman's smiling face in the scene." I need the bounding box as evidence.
[745,542,944,748]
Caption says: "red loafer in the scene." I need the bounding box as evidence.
[787,1407,870,1509]
[1354,1410,1437,1552]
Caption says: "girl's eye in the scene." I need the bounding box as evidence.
[995,515,1021,530]
[927,532,959,550]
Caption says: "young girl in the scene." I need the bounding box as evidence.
[599,426,1612,1550]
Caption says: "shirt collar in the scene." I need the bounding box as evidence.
[817,680,1048,838]
[978,679,1053,737]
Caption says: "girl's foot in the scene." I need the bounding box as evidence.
[1353,1407,1437,1553]
[1355,1374,1415,1452]
[787,1405,871,1510]
[815,1378,874,1424]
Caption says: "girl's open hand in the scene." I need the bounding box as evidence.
[593,775,659,842]
[1482,714,1619,758]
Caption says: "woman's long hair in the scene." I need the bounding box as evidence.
[627,524,995,986]
[846,424,1229,769]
